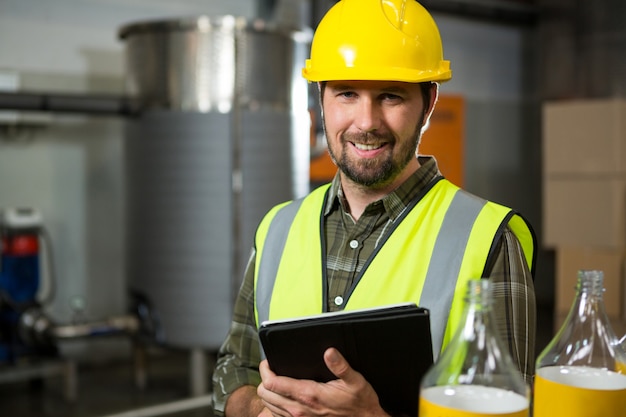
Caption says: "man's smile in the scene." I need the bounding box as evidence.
[352,142,387,151]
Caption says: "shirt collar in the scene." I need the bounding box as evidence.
[323,156,441,220]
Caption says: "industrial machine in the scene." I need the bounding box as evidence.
[0,207,55,362]
[0,207,152,365]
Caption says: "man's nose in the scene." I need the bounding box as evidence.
[355,98,382,133]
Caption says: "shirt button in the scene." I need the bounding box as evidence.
[334,296,344,306]
[349,239,359,249]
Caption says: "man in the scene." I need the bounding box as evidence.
[212,1,536,416]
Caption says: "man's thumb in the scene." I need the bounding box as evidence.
[324,347,351,380]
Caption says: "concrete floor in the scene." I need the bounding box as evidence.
[0,346,215,417]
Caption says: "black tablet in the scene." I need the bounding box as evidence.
[258,302,433,416]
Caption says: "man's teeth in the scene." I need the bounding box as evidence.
[354,143,383,151]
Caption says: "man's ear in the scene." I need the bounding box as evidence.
[318,81,326,118]
[424,82,440,124]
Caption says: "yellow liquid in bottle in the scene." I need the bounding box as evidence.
[534,366,626,417]
[419,385,528,417]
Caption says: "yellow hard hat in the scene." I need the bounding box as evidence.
[302,0,452,83]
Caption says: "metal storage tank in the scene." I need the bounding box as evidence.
[118,16,311,350]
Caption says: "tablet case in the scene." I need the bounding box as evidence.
[258,303,433,416]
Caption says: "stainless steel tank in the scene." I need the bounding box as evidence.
[118,16,311,349]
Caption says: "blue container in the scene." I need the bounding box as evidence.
[0,234,41,362]
[0,234,40,303]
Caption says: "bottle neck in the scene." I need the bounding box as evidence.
[460,280,493,336]
[463,279,492,311]
[537,269,626,370]
[573,270,606,314]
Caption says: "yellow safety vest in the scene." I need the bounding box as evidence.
[254,178,535,354]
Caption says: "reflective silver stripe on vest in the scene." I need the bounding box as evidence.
[256,188,492,358]
[256,199,305,326]
[419,189,487,358]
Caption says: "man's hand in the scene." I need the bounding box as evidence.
[257,347,390,417]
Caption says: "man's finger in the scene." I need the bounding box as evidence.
[323,347,354,381]
[259,359,299,400]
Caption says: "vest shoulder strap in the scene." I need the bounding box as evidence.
[255,185,329,325]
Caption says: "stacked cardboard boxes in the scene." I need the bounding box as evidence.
[543,99,626,338]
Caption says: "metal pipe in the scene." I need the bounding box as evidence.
[50,315,140,339]
[99,394,213,417]
[189,348,208,397]
[0,358,78,402]
[256,0,278,21]
[0,91,138,116]
[18,308,140,346]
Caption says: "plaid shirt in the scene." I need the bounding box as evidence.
[212,156,536,415]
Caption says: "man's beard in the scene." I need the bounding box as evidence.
[326,122,424,189]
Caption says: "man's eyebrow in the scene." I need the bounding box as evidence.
[380,86,409,94]
[327,84,409,94]
[327,83,355,91]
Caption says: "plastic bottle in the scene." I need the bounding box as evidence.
[534,269,626,416]
[419,278,529,417]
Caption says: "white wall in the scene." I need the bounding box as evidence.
[437,14,526,101]
[0,1,537,358]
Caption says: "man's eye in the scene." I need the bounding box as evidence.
[339,91,356,99]
[381,93,402,101]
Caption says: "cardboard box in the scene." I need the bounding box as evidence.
[543,177,626,248]
[554,246,624,319]
[543,99,626,176]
